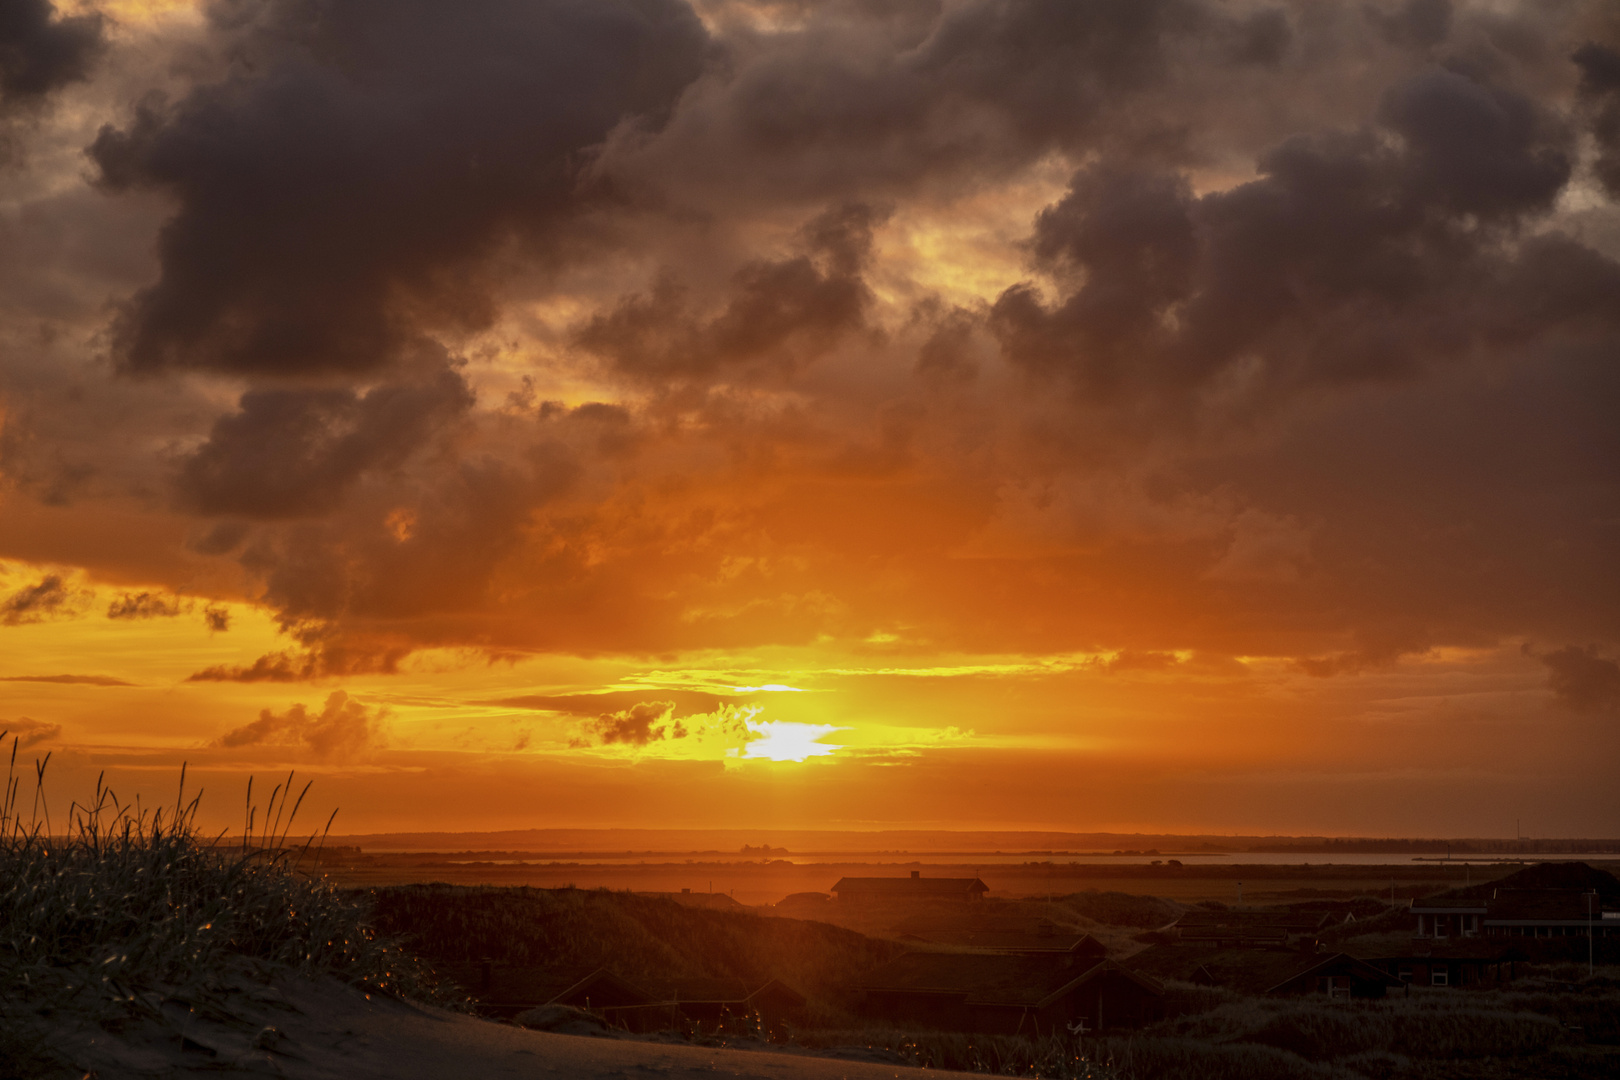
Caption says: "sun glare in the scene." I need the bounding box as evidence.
[743,720,843,762]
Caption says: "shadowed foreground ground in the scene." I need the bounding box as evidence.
[46,970,974,1080]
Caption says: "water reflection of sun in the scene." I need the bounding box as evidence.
[743,721,843,762]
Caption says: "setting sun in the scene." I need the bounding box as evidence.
[742,721,844,763]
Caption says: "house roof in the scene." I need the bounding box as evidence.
[832,875,988,896]
[747,978,808,1008]
[1413,862,1620,905]
[1266,953,1404,995]
[1486,889,1607,923]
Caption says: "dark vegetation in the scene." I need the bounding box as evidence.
[5,744,1617,1080]
[1048,890,1187,929]
[362,883,902,1016]
[0,746,448,1075]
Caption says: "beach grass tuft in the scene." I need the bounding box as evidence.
[0,736,450,1036]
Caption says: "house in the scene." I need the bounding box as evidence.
[1171,909,1335,948]
[859,951,1162,1035]
[1411,862,1620,941]
[831,870,988,903]
[1481,890,1619,938]
[1360,941,1526,988]
[1266,953,1405,999]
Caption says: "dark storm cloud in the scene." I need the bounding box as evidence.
[88,0,709,377]
[1373,0,1452,52]
[176,364,475,518]
[0,0,103,112]
[992,64,1585,402]
[185,438,581,681]
[577,204,881,379]
[1540,646,1620,712]
[1575,42,1620,198]
[602,0,1295,204]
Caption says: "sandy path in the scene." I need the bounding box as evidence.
[58,973,974,1080]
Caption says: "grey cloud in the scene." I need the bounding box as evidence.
[494,690,730,716]
[1541,645,1620,712]
[589,701,686,746]
[1,716,61,749]
[0,673,135,686]
[106,591,182,620]
[577,203,881,379]
[188,643,404,683]
[1,573,79,625]
[0,0,103,112]
[992,65,1583,404]
[89,0,709,377]
[176,364,475,518]
[214,689,386,757]
[1574,42,1620,198]
[1373,0,1452,52]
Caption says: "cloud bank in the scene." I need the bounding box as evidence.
[0,0,1614,693]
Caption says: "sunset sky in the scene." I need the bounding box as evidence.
[1,0,1617,837]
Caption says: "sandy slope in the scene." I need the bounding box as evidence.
[50,972,972,1080]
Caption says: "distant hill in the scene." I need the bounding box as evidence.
[358,884,901,1010]
[326,827,1620,855]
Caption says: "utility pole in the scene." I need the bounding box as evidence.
[1590,891,1597,977]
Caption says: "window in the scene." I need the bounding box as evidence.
[1397,967,1413,982]
[1431,968,1449,987]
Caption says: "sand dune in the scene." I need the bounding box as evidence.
[54,971,969,1080]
